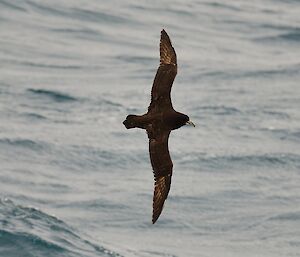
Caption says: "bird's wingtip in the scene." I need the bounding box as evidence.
[161,29,167,35]
[152,216,158,224]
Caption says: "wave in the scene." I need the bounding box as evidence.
[256,126,300,142]
[116,55,156,65]
[0,198,123,257]
[27,89,78,103]
[0,138,47,151]
[0,0,27,12]
[18,60,82,70]
[178,152,300,170]
[268,211,300,222]
[22,112,47,120]
[256,28,300,43]
[204,2,242,12]
[197,64,300,82]
[277,30,300,41]
[51,145,148,171]
[26,0,131,25]
[265,26,300,42]
[0,230,67,256]
[50,27,105,42]
[95,98,124,110]
[193,105,241,115]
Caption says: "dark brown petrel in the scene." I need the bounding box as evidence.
[123,29,195,224]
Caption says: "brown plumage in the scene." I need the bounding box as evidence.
[123,29,194,224]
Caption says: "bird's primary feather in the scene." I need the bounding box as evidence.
[148,30,177,113]
[148,129,173,224]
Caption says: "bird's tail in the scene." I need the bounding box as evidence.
[123,115,139,129]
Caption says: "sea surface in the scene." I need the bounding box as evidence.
[0,1,300,256]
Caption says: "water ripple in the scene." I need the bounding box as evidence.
[27,89,78,103]
[179,153,300,170]
[0,138,47,151]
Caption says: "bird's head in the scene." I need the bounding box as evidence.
[172,113,195,130]
[184,115,195,127]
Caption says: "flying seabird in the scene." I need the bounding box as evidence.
[123,29,195,224]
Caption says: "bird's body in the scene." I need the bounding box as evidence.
[123,30,194,224]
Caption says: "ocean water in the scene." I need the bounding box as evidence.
[0,0,300,256]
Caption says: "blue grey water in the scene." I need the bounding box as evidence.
[0,0,300,256]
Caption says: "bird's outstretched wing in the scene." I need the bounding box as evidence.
[148,30,177,113]
[148,128,173,224]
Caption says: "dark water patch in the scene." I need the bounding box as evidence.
[71,8,130,24]
[273,0,300,3]
[51,27,104,42]
[125,106,142,113]
[0,138,48,151]
[56,199,128,211]
[3,194,53,206]
[19,103,73,117]
[217,189,259,200]
[200,64,300,81]
[0,230,68,257]
[19,60,82,70]
[223,153,299,166]
[22,112,47,120]
[98,98,123,108]
[268,212,300,222]
[116,55,156,64]
[172,190,257,206]
[179,153,300,170]
[0,172,71,193]
[26,0,70,17]
[244,68,291,77]
[256,28,300,43]
[0,168,71,192]
[0,0,27,12]
[169,195,204,205]
[52,145,148,171]
[165,7,195,17]
[266,195,299,204]
[261,24,300,32]
[260,128,300,142]
[129,3,194,17]
[0,175,28,187]
[204,2,242,12]
[27,89,78,103]
[240,65,300,79]
[194,105,241,115]
[261,110,290,119]
[51,27,100,35]
[0,199,72,256]
[291,131,300,140]
[200,70,228,79]
[0,198,123,257]
[141,250,178,257]
[27,0,131,25]
[0,83,12,95]
[278,30,300,41]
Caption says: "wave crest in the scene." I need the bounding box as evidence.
[0,198,123,257]
[27,89,78,103]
